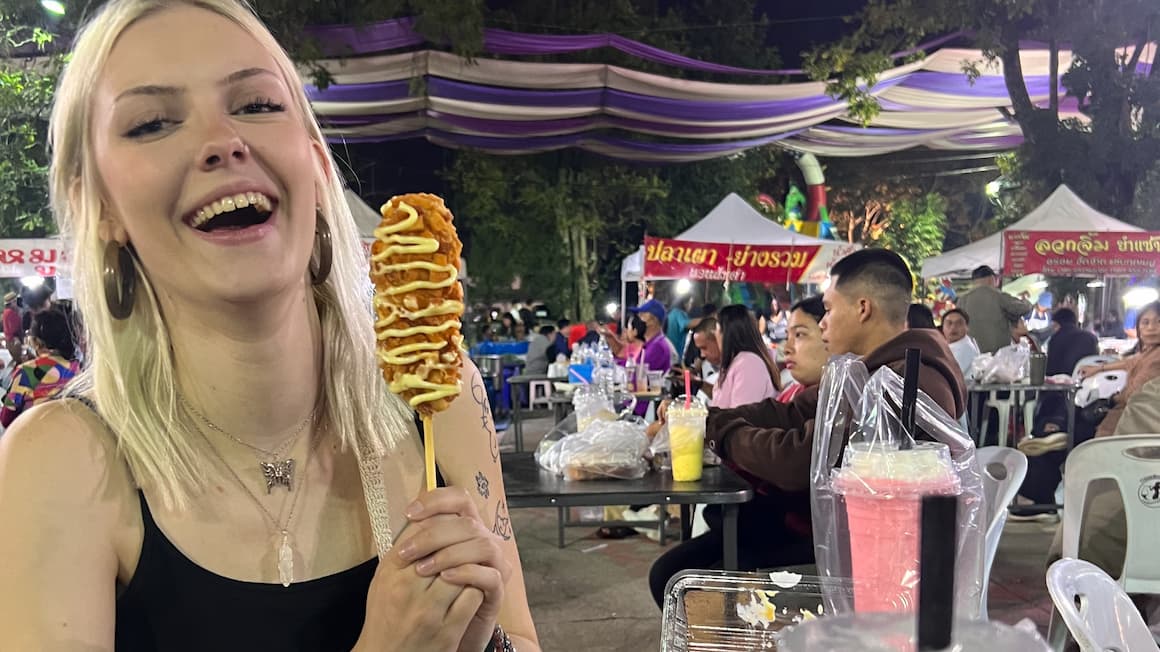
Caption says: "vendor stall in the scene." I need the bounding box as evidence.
[921,185,1146,278]
[620,193,859,310]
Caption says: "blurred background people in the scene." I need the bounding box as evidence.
[1,309,79,427]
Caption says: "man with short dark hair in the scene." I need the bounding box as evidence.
[548,318,571,362]
[956,265,1032,354]
[524,324,556,376]
[690,317,721,397]
[682,303,718,368]
[682,249,966,586]
[710,250,967,490]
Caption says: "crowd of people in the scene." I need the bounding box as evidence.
[0,290,82,428]
[0,0,1153,647]
[554,257,1152,620]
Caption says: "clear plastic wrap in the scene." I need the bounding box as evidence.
[536,417,650,480]
[967,344,1030,384]
[810,354,986,620]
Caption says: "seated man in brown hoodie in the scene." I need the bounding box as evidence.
[700,251,964,566]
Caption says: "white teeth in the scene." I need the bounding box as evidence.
[189,192,274,229]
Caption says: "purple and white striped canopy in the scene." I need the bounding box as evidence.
[302,19,1156,161]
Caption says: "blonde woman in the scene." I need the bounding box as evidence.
[0,1,539,650]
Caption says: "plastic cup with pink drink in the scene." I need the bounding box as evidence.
[833,441,961,613]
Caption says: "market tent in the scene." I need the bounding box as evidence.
[349,189,470,282]
[620,192,856,283]
[921,184,1143,278]
[346,188,381,239]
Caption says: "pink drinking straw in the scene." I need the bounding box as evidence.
[683,369,692,408]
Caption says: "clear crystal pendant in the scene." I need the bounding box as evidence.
[277,530,295,587]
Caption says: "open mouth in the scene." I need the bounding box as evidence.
[189,192,275,233]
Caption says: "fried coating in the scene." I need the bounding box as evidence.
[370,193,465,415]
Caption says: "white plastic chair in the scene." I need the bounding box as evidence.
[1073,355,1120,377]
[1047,558,1160,652]
[529,380,552,409]
[1060,435,1160,592]
[977,447,1028,613]
[1046,435,1160,650]
[982,389,1036,448]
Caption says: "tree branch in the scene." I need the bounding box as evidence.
[1122,31,1149,138]
[998,22,1039,134]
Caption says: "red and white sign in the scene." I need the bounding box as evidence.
[0,239,67,278]
[1003,231,1160,277]
[643,236,824,284]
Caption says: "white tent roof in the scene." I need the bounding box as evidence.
[621,193,857,281]
[922,184,1143,278]
[346,188,381,239]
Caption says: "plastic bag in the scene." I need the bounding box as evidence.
[971,344,1030,384]
[536,417,650,480]
[810,354,986,620]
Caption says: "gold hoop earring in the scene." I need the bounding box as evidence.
[103,240,137,320]
[310,212,332,286]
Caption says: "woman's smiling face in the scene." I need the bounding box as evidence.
[90,5,325,307]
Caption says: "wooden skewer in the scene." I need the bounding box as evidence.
[423,414,436,491]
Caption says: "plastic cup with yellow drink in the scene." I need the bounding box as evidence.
[667,395,708,482]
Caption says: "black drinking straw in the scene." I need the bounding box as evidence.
[899,348,921,450]
[917,494,958,651]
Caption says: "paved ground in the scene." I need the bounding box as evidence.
[503,415,1060,651]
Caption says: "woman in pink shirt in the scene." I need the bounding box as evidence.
[711,305,782,408]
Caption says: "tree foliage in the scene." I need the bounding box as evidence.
[438,0,789,318]
[879,192,948,274]
[806,0,1160,222]
[444,147,789,320]
[0,14,61,237]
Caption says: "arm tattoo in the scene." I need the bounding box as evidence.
[475,471,490,499]
[471,374,500,463]
[491,500,513,540]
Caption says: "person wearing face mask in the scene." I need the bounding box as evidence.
[0,2,538,651]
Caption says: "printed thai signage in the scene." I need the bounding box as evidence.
[642,236,822,283]
[0,239,68,278]
[1003,231,1160,276]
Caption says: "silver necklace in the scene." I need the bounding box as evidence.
[182,396,317,493]
[194,423,323,587]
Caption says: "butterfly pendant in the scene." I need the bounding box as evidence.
[261,459,295,493]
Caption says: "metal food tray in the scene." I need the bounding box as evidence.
[660,569,854,651]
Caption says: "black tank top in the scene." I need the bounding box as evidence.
[115,491,377,651]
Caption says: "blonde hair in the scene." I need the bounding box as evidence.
[49,0,413,507]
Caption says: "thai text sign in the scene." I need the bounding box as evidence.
[643,237,822,283]
[0,239,67,278]
[1003,231,1160,276]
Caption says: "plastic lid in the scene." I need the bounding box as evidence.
[840,441,959,486]
[777,613,1051,652]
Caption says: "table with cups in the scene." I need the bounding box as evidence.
[502,452,754,564]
